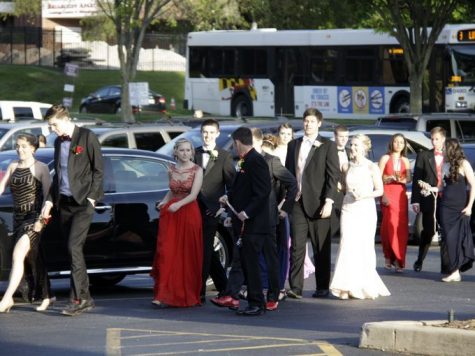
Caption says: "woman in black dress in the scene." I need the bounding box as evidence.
[439,138,475,282]
[0,134,53,312]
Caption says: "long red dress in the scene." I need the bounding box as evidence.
[380,157,409,268]
[151,164,203,307]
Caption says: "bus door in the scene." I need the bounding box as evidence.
[274,48,304,117]
[427,46,446,112]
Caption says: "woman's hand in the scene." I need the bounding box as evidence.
[167,202,181,213]
[461,205,472,216]
[381,195,390,206]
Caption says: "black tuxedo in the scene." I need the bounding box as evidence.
[332,148,349,237]
[285,135,339,294]
[411,149,442,268]
[49,125,104,301]
[195,146,235,297]
[229,148,271,308]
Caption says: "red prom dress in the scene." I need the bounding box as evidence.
[151,164,203,307]
[380,158,408,268]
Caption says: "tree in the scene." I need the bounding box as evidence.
[97,0,172,122]
[368,0,471,114]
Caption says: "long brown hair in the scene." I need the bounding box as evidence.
[445,138,465,182]
[386,133,408,157]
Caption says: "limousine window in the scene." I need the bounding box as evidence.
[109,156,169,193]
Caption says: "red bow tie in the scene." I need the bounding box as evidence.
[434,150,443,156]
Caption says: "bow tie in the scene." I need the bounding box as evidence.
[338,149,346,153]
[434,150,443,156]
[60,135,72,142]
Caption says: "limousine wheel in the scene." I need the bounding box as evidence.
[90,273,126,287]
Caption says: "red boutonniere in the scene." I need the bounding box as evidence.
[72,145,84,155]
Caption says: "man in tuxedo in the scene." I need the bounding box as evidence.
[332,125,350,239]
[195,119,235,303]
[285,108,339,299]
[411,126,446,272]
[41,104,103,316]
[219,127,271,316]
[251,127,297,310]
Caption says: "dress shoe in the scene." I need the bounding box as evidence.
[442,270,461,282]
[286,289,302,299]
[312,289,329,298]
[61,299,95,316]
[36,296,56,312]
[265,301,278,311]
[413,261,422,272]
[278,290,287,301]
[236,306,265,316]
[210,295,239,308]
[0,298,14,313]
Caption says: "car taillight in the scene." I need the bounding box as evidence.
[158,97,166,104]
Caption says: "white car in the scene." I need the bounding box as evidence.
[0,101,52,121]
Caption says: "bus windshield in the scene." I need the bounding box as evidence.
[451,45,475,84]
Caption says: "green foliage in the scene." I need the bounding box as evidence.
[0,65,188,116]
[80,16,117,43]
[13,0,41,17]
[178,0,245,31]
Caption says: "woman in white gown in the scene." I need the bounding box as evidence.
[330,134,391,300]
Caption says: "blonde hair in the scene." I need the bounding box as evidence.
[173,138,195,160]
[352,134,372,156]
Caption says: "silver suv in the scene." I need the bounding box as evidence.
[375,113,475,143]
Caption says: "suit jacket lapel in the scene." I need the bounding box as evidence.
[294,138,302,170]
[195,148,204,168]
[204,158,215,177]
[68,126,80,168]
[304,135,322,171]
[428,151,438,178]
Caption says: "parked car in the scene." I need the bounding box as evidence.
[375,112,475,143]
[0,101,52,121]
[79,85,166,114]
[47,123,190,152]
[0,148,231,285]
[157,119,306,159]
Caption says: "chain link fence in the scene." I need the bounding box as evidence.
[0,27,187,72]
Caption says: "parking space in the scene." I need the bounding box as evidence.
[105,328,343,356]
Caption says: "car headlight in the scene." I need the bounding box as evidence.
[455,101,467,108]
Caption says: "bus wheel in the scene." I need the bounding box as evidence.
[392,96,410,113]
[232,95,253,118]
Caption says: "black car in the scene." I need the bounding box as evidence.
[0,148,230,286]
[79,85,166,114]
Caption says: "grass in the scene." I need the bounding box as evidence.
[0,64,190,121]
[0,64,375,125]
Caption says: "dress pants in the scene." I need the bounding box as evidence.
[241,233,267,308]
[59,195,94,301]
[290,200,331,294]
[201,214,228,297]
[223,232,245,299]
[257,228,281,302]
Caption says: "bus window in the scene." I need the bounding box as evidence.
[345,48,376,84]
[382,48,408,84]
[189,47,206,78]
[239,49,268,77]
[310,48,338,84]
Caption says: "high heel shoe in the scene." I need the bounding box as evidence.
[36,296,56,312]
[384,259,392,270]
[0,298,14,313]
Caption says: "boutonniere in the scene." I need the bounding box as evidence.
[210,149,219,161]
[71,145,84,155]
[313,140,322,148]
[237,157,245,173]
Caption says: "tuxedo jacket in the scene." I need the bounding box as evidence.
[285,135,340,219]
[49,126,104,206]
[195,146,235,215]
[262,152,297,227]
[411,149,439,213]
[229,148,271,235]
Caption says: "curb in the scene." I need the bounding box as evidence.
[359,320,475,355]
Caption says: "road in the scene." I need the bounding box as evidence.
[0,243,474,356]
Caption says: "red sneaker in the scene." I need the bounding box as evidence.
[265,301,279,311]
[210,295,239,308]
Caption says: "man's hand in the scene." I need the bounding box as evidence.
[237,211,248,222]
[41,201,53,220]
[412,203,420,214]
[320,201,333,219]
[218,195,228,205]
[279,210,288,219]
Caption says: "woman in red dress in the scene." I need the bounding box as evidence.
[151,138,203,307]
[378,134,412,272]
